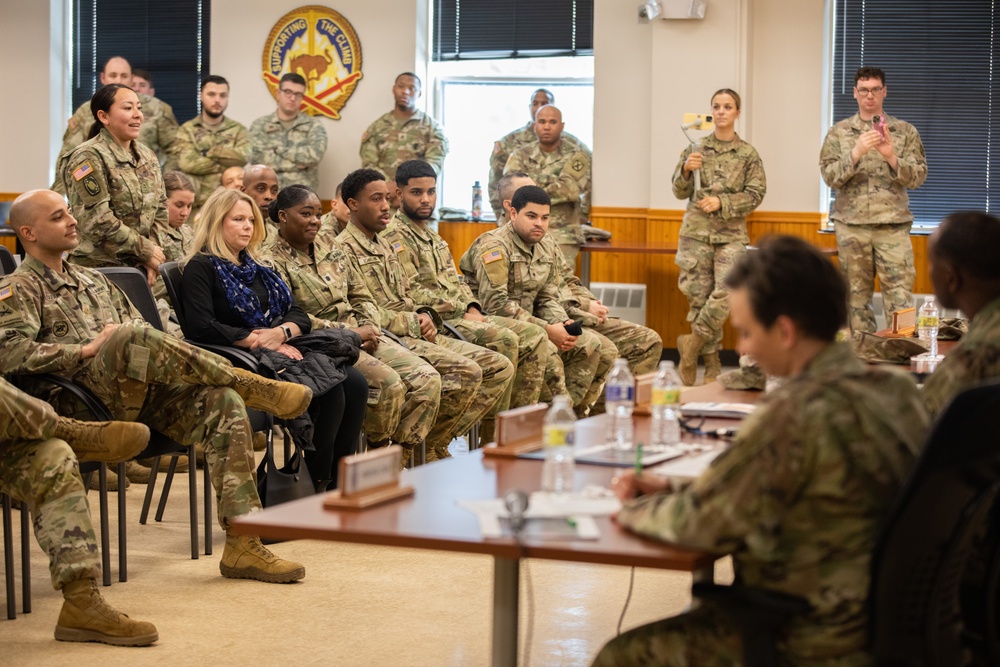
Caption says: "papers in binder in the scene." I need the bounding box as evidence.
[680,402,756,419]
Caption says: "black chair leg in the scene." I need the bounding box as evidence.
[187,450,198,560]
[19,504,29,614]
[116,461,126,583]
[97,465,111,587]
[139,457,161,524]
[203,462,212,556]
[156,456,179,522]
[3,494,15,619]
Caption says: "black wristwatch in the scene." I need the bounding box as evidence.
[282,325,292,341]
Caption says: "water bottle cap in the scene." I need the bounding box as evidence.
[659,360,675,370]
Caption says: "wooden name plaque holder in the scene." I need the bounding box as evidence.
[483,403,548,459]
[887,307,917,338]
[632,372,656,416]
[324,445,414,510]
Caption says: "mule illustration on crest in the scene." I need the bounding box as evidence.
[262,5,363,121]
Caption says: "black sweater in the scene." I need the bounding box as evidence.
[181,253,311,346]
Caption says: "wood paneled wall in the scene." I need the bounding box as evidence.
[439,208,933,351]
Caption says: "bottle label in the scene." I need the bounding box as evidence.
[652,387,680,406]
[544,425,574,447]
[918,315,939,328]
[605,385,634,403]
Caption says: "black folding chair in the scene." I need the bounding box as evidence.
[2,493,31,619]
[0,246,17,275]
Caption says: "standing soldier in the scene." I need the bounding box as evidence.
[53,56,178,185]
[488,88,585,220]
[820,66,927,334]
[359,72,449,193]
[382,159,552,431]
[504,105,591,264]
[461,186,613,417]
[172,75,251,212]
[673,88,766,386]
[338,169,513,461]
[248,73,328,193]
[264,183,442,461]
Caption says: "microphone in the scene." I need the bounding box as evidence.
[504,489,529,536]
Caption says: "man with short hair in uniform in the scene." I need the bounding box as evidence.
[241,164,280,241]
[337,168,513,461]
[504,105,591,264]
[248,73,328,193]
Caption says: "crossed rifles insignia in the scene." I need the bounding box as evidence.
[262,5,364,121]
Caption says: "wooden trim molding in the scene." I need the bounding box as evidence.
[0,192,21,202]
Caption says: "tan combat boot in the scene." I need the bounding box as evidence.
[220,533,306,583]
[52,417,150,463]
[54,579,158,646]
[702,351,722,384]
[136,455,190,473]
[229,368,312,419]
[676,333,706,386]
[86,468,128,492]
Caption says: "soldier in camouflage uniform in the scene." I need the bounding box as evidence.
[359,72,449,188]
[262,183,441,453]
[460,186,612,417]
[149,171,196,338]
[487,89,586,220]
[504,105,591,264]
[338,169,513,461]
[382,160,552,437]
[171,75,251,209]
[2,189,310,585]
[820,66,927,334]
[241,164,281,243]
[594,236,927,667]
[921,211,1000,416]
[248,73,328,193]
[53,57,178,191]
[318,180,350,242]
[673,89,766,386]
[0,377,160,645]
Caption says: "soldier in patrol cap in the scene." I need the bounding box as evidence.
[593,236,927,666]
[2,189,312,586]
[171,75,251,211]
[337,168,513,461]
[382,160,552,437]
[248,73,328,193]
[503,105,591,264]
[359,72,449,193]
[263,183,442,458]
[59,83,168,289]
[488,88,587,221]
[0,377,158,645]
[673,88,766,386]
[820,66,927,334]
[53,56,179,185]
[461,185,613,417]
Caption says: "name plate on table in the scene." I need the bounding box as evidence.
[632,372,656,416]
[324,445,414,510]
[483,403,548,458]
[888,307,917,337]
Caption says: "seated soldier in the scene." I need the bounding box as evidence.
[337,168,514,462]
[240,164,280,241]
[921,211,1000,416]
[1,189,311,584]
[460,186,613,417]
[317,180,351,242]
[0,377,156,645]
[263,183,441,461]
[592,236,928,666]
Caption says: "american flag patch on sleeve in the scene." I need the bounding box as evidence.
[482,249,502,264]
[73,163,94,181]
[391,241,404,253]
[0,286,12,300]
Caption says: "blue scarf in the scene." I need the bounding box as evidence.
[209,252,292,328]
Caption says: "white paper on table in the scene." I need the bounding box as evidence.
[648,449,724,480]
[457,492,619,539]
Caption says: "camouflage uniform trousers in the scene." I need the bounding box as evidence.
[589,318,663,414]
[0,379,100,590]
[676,237,747,352]
[59,322,260,530]
[362,338,441,447]
[834,221,915,334]
[401,335,513,458]
[539,340,570,403]
[558,328,614,418]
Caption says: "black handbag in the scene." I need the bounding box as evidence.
[256,424,315,507]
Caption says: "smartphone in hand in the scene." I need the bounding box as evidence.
[872,114,888,140]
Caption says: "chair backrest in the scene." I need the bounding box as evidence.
[0,245,17,276]
[869,378,1000,666]
[158,261,190,337]
[96,267,165,331]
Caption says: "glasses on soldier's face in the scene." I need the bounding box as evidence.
[855,86,885,97]
[279,88,305,99]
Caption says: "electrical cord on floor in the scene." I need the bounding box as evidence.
[617,566,637,635]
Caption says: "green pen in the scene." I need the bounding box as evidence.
[566,517,578,529]
[635,443,644,476]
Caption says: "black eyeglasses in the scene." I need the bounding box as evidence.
[679,416,738,441]
[855,86,884,97]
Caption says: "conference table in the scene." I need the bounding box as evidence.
[232,383,758,667]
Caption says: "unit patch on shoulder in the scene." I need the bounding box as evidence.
[73,163,94,181]
[83,174,101,196]
[482,249,503,264]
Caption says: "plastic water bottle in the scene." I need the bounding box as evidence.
[471,181,483,221]
[918,296,940,358]
[542,395,576,495]
[650,361,681,450]
[605,358,635,450]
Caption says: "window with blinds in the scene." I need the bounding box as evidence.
[71,0,210,124]
[830,1,998,226]
[433,0,594,61]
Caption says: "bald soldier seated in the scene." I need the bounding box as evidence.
[0,190,312,588]
[592,236,928,666]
